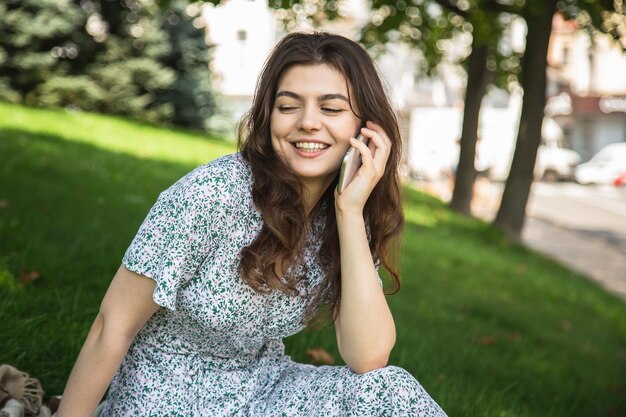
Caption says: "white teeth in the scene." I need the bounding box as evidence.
[294,142,329,151]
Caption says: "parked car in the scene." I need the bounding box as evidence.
[488,137,581,182]
[575,143,626,185]
[535,144,581,182]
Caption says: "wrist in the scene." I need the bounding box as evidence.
[335,207,365,227]
[335,198,364,217]
[335,203,360,216]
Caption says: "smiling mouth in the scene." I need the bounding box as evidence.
[293,142,330,152]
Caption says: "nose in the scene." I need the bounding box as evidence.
[297,105,322,132]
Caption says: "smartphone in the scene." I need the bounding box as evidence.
[337,127,368,193]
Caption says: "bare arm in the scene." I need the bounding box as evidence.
[56,265,160,417]
[333,121,396,374]
[334,214,396,374]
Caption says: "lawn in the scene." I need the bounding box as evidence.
[1,102,625,417]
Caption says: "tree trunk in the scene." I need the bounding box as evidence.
[494,3,557,240]
[449,43,490,215]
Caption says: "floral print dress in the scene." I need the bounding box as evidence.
[100,153,447,417]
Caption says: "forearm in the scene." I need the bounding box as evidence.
[56,315,133,417]
[336,211,396,373]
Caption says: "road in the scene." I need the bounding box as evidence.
[526,182,626,252]
[471,181,626,299]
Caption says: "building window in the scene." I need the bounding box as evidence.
[237,30,247,42]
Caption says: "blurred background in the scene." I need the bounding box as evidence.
[2,0,624,296]
[1,0,626,416]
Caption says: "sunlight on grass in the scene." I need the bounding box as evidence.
[0,102,234,166]
[403,204,439,228]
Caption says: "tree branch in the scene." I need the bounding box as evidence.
[432,0,468,17]
[486,0,523,15]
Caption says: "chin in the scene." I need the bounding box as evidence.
[292,166,338,183]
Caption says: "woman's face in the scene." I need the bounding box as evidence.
[270,63,362,194]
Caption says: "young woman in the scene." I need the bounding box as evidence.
[57,32,447,417]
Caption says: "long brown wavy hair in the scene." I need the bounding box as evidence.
[237,32,404,326]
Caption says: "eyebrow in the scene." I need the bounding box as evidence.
[275,91,350,103]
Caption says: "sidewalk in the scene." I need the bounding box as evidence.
[522,216,626,300]
[416,178,626,301]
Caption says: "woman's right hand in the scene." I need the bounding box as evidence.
[334,121,392,216]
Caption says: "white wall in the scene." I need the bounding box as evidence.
[593,116,626,155]
[409,107,461,179]
[408,91,523,180]
[203,0,277,97]
[591,36,626,95]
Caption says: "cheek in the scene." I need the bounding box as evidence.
[270,114,290,141]
[332,123,359,148]
[269,115,283,152]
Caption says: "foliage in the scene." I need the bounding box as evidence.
[270,0,342,31]
[155,1,217,131]
[361,1,523,89]
[556,0,626,48]
[87,33,175,123]
[80,1,176,122]
[359,0,624,82]
[0,78,21,103]
[0,0,219,130]
[0,0,85,101]
[34,75,104,111]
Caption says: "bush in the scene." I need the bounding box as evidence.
[88,56,175,123]
[35,75,105,111]
[0,0,218,130]
[0,77,21,103]
[0,0,84,99]
[156,2,217,131]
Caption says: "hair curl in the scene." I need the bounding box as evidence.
[237,32,404,326]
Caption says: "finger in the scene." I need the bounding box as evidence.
[361,127,390,153]
[350,136,375,170]
[347,139,374,187]
[365,121,392,147]
[362,123,392,155]
[360,127,390,173]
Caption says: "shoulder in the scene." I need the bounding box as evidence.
[182,152,250,189]
[163,153,252,201]
[198,152,251,182]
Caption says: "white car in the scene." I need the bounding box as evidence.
[575,143,626,185]
[488,136,581,182]
[535,146,581,182]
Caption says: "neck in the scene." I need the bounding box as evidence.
[302,177,334,215]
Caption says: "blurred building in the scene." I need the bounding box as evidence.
[546,13,626,161]
[407,13,626,181]
[201,0,369,131]
[202,0,278,130]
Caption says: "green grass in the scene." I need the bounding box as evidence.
[1,102,626,417]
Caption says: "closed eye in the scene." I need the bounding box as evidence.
[278,106,299,112]
[321,107,343,113]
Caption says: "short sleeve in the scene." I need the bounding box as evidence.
[122,160,235,310]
